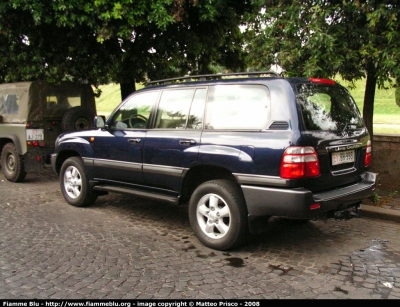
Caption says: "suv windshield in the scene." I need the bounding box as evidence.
[297,83,364,132]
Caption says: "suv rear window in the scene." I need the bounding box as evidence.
[297,84,364,131]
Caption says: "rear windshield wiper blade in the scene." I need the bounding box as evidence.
[338,123,357,136]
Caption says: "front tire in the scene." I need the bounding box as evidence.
[1,142,26,182]
[60,157,97,207]
[189,180,248,251]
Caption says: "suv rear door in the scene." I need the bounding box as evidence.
[295,80,371,192]
[199,83,283,176]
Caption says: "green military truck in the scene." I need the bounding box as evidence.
[0,81,96,182]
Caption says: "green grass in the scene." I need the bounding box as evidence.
[95,83,146,117]
[95,83,123,116]
[337,78,400,134]
[95,79,400,134]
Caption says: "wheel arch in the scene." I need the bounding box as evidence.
[53,134,95,176]
[53,150,81,175]
[0,135,24,155]
[180,165,240,204]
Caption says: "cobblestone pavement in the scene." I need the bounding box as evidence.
[1,169,400,300]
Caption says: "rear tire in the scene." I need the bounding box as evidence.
[60,156,97,207]
[189,179,248,251]
[1,142,26,182]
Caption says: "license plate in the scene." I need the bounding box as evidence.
[26,129,44,141]
[332,150,355,165]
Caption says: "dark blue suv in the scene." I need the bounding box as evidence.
[51,71,377,250]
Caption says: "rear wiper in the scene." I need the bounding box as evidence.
[338,123,356,136]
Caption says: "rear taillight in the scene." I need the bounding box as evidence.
[364,140,372,167]
[27,141,45,147]
[280,146,320,179]
[27,141,39,147]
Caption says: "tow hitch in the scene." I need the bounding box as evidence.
[332,205,361,220]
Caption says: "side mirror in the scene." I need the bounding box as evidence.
[94,115,106,128]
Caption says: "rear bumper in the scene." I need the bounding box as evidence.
[23,146,54,171]
[242,171,377,219]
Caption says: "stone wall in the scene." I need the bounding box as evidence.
[371,134,400,192]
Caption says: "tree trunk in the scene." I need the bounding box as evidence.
[363,68,377,142]
[120,81,136,101]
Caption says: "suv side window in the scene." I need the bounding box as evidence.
[205,85,270,130]
[111,91,158,129]
[155,88,206,129]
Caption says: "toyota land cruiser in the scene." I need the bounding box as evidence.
[51,72,377,250]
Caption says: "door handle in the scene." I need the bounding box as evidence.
[179,139,196,145]
[128,138,141,144]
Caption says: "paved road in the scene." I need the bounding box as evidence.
[1,168,400,299]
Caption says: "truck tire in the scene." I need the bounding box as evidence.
[59,156,98,207]
[61,106,95,132]
[1,142,26,182]
[188,179,248,251]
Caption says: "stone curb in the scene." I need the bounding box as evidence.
[361,204,400,223]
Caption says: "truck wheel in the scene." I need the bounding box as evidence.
[188,179,248,251]
[60,157,97,207]
[1,142,26,182]
[61,106,95,132]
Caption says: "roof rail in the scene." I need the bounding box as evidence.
[146,71,281,86]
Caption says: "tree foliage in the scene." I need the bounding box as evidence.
[0,0,260,99]
[244,0,400,137]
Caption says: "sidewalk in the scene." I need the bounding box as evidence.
[361,186,400,223]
